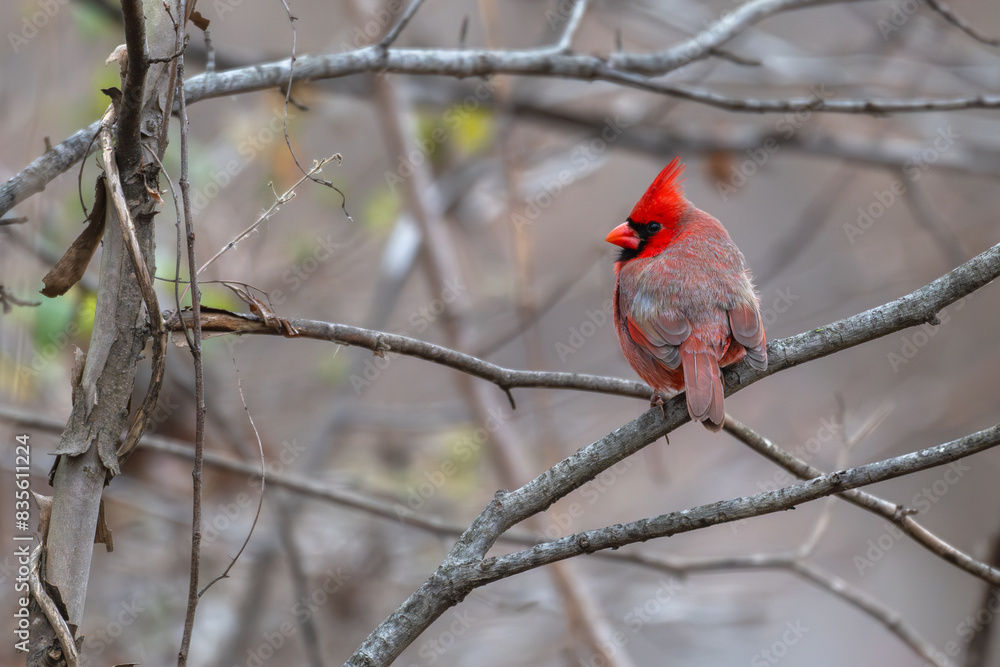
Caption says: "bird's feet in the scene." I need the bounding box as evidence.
[650,393,670,444]
[650,392,665,418]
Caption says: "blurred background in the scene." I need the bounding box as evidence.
[2,0,1000,664]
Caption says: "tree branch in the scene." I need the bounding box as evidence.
[168,238,1000,410]
[723,415,1000,585]
[607,0,849,74]
[347,422,1000,665]
[8,36,1000,220]
[168,309,653,401]
[344,240,1000,665]
[180,46,1000,115]
[117,0,150,175]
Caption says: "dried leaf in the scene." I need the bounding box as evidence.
[102,86,123,112]
[145,180,164,205]
[95,499,114,553]
[106,43,128,78]
[223,282,300,337]
[190,9,210,30]
[41,176,107,298]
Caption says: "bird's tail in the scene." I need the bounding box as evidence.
[680,341,725,431]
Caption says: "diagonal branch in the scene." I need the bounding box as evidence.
[608,0,855,74]
[722,415,1000,585]
[344,239,1000,665]
[378,0,431,49]
[925,0,1000,47]
[470,424,1000,582]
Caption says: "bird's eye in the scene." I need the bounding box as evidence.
[647,222,662,233]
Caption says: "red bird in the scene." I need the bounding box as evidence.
[606,158,766,430]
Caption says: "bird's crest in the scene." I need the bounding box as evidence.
[629,157,688,224]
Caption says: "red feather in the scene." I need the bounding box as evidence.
[607,158,766,431]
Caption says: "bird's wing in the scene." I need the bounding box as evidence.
[620,289,691,370]
[728,302,767,370]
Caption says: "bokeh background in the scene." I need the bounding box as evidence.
[2,0,1000,665]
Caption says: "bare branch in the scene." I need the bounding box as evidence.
[461,423,1000,596]
[790,560,952,666]
[176,2,208,659]
[27,546,80,667]
[117,0,150,175]
[178,46,1000,115]
[379,0,431,49]
[345,239,1000,665]
[0,120,101,218]
[167,238,1000,411]
[198,364,266,596]
[550,0,591,54]
[8,37,1000,220]
[167,309,653,400]
[925,0,1000,47]
[607,0,844,74]
[723,415,1000,585]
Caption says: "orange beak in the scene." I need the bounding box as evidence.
[605,222,639,249]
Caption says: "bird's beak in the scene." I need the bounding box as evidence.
[605,222,640,249]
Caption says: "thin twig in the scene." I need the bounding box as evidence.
[379,0,431,48]
[275,0,351,218]
[551,0,590,53]
[791,559,953,666]
[176,0,207,661]
[185,156,338,292]
[925,0,1000,47]
[722,415,1000,585]
[143,149,195,351]
[199,363,266,596]
[28,546,80,667]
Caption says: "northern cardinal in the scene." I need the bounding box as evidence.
[606,158,766,430]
